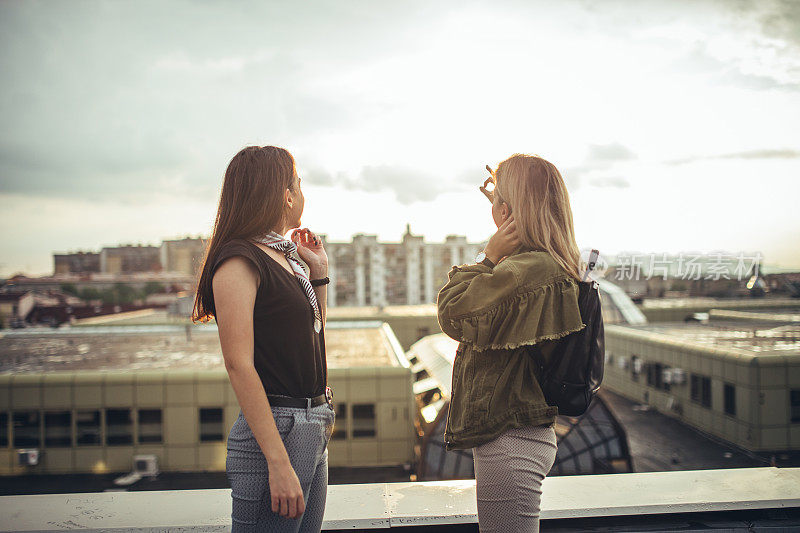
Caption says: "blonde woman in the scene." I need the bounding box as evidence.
[437,154,585,532]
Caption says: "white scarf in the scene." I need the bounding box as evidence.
[253,231,322,333]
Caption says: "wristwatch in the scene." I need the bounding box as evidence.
[475,251,495,268]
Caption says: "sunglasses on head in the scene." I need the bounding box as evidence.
[479,164,512,214]
[479,164,499,204]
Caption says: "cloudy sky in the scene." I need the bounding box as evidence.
[1,0,798,276]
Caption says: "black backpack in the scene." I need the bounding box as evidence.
[527,250,605,417]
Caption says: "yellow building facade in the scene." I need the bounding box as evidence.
[0,322,416,475]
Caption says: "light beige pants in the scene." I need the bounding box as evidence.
[471,424,558,533]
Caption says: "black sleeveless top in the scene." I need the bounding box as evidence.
[210,238,326,398]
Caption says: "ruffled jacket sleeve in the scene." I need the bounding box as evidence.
[436,251,585,351]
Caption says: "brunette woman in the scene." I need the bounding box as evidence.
[193,146,334,532]
[437,153,585,532]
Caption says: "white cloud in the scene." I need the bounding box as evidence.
[1,0,799,274]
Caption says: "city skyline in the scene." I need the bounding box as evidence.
[11,226,791,280]
[2,0,799,277]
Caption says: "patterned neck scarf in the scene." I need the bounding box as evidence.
[253,231,322,333]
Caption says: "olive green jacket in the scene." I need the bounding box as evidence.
[437,246,585,451]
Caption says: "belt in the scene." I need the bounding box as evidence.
[267,386,333,408]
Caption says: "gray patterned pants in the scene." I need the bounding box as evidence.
[226,403,335,532]
[471,424,558,533]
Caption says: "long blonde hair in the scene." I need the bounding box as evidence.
[495,153,582,280]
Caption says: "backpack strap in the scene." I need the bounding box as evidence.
[582,249,599,282]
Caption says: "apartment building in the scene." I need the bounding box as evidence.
[324,225,484,307]
[100,244,161,274]
[160,237,207,277]
[53,252,101,275]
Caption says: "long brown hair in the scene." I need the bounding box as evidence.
[495,153,582,280]
[192,146,296,323]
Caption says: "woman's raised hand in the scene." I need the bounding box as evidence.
[291,228,328,278]
[484,215,521,264]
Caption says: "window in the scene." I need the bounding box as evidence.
[0,413,7,447]
[692,374,712,408]
[792,390,800,423]
[199,408,224,442]
[651,363,663,389]
[13,411,40,448]
[105,409,133,445]
[701,377,712,408]
[332,403,347,440]
[76,411,101,445]
[352,403,376,438]
[724,382,736,416]
[630,355,640,382]
[690,374,700,402]
[138,409,163,444]
[44,411,72,448]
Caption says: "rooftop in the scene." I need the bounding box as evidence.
[52,305,439,326]
[623,320,800,358]
[710,308,800,323]
[328,304,437,319]
[639,296,800,310]
[0,292,31,302]
[1,467,798,531]
[0,321,402,374]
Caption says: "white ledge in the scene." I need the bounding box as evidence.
[1,467,798,531]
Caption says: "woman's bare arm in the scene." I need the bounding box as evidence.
[213,256,305,519]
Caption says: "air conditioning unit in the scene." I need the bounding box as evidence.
[671,368,686,384]
[617,357,628,369]
[632,358,643,374]
[662,368,673,384]
[134,455,159,477]
[17,449,39,466]
[114,455,159,487]
[666,397,682,413]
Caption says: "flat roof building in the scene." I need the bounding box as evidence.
[0,322,415,476]
[603,308,800,454]
[638,297,800,322]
